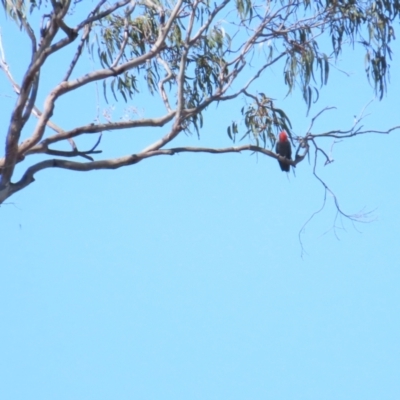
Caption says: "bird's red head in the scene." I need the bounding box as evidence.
[278,131,288,142]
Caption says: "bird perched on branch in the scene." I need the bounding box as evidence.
[275,131,292,172]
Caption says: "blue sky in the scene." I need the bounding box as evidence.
[1,3,400,399]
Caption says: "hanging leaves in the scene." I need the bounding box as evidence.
[228,95,292,148]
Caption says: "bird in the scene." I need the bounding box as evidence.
[275,131,292,172]
[159,11,165,25]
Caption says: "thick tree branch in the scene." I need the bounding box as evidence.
[21,72,39,125]
[0,0,68,186]
[33,112,176,150]
[3,144,300,202]
[0,44,77,165]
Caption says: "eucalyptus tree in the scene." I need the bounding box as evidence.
[0,0,399,204]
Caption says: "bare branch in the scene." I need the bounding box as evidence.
[298,134,376,256]
[43,132,103,161]
[76,0,131,31]
[0,38,77,158]
[6,143,300,201]
[111,3,137,68]
[35,111,175,149]
[62,24,91,81]
[0,0,70,186]
[188,0,230,45]
[313,125,400,139]
[21,72,39,125]
[306,106,337,134]
[157,56,174,112]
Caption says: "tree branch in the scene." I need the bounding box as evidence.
[30,111,176,151]
[16,0,185,159]
[5,143,301,202]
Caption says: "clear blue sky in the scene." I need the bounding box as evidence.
[1,4,400,400]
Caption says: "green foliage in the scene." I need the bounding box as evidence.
[234,95,292,147]
[73,0,398,149]
[326,0,398,99]
[2,0,400,158]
